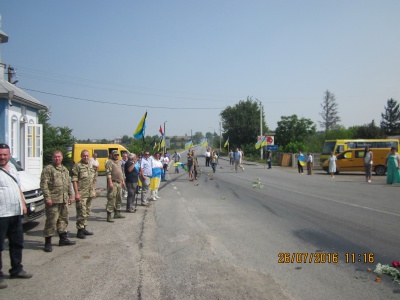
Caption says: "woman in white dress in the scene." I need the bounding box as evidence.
[328,152,337,178]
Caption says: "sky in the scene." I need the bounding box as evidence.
[1,0,399,141]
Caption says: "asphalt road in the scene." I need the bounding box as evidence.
[2,148,400,299]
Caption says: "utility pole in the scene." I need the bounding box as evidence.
[219,122,222,154]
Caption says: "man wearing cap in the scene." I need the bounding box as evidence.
[124,153,140,212]
[0,143,32,289]
[72,150,95,239]
[41,150,76,252]
[106,150,126,222]
[139,151,152,206]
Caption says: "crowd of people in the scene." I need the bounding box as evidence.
[1,142,398,289]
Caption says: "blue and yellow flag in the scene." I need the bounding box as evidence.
[160,135,165,150]
[185,140,194,150]
[133,112,147,139]
[224,137,229,148]
[255,136,267,149]
[201,138,208,147]
[151,137,157,150]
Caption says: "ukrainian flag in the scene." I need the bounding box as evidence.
[224,137,229,148]
[255,136,267,149]
[133,112,147,139]
[201,138,208,147]
[185,140,194,150]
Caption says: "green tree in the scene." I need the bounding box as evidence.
[220,97,268,150]
[381,98,400,135]
[319,90,341,132]
[275,114,316,152]
[121,135,133,146]
[38,110,76,169]
[352,120,385,138]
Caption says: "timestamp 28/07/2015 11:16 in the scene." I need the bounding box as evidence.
[278,252,375,264]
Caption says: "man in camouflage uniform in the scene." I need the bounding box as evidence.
[72,150,95,239]
[40,150,76,253]
[106,150,126,222]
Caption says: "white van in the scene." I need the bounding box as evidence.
[10,157,45,224]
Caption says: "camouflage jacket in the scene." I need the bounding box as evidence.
[40,164,72,203]
[71,161,94,197]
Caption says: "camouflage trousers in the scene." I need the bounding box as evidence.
[76,196,93,229]
[43,202,69,237]
[106,182,122,213]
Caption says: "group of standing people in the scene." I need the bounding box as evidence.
[297,151,313,175]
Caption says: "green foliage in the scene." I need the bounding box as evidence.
[381,98,400,135]
[282,141,307,153]
[39,110,76,169]
[324,126,356,140]
[127,136,159,155]
[220,97,268,149]
[275,114,316,149]
[351,120,385,138]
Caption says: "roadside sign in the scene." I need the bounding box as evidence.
[266,145,278,151]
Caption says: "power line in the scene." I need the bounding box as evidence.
[21,87,225,110]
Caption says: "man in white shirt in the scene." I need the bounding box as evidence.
[0,143,32,289]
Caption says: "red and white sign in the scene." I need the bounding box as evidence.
[266,136,274,145]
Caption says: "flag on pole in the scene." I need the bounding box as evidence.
[255,136,267,149]
[224,137,229,148]
[159,125,163,135]
[185,140,194,150]
[133,112,147,139]
[151,137,157,149]
[201,138,208,147]
[160,135,165,149]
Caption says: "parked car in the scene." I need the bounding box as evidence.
[10,157,45,224]
[322,148,389,176]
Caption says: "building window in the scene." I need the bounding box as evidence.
[11,116,18,157]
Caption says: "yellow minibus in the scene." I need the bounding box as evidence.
[319,139,398,166]
[72,144,129,172]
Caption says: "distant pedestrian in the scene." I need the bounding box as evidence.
[161,152,169,182]
[363,147,373,183]
[121,152,128,198]
[150,152,163,200]
[172,150,181,173]
[0,143,32,288]
[211,151,218,173]
[205,148,211,167]
[139,151,152,206]
[191,150,199,179]
[386,147,400,184]
[125,153,139,212]
[328,152,337,178]
[187,152,194,181]
[233,148,241,172]
[298,151,305,174]
[306,152,313,175]
[229,150,234,165]
[266,150,272,169]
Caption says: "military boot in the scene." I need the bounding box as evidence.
[82,226,93,235]
[59,232,76,246]
[114,210,126,219]
[107,212,114,222]
[77,229,86,239]
[44,236,53,252]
